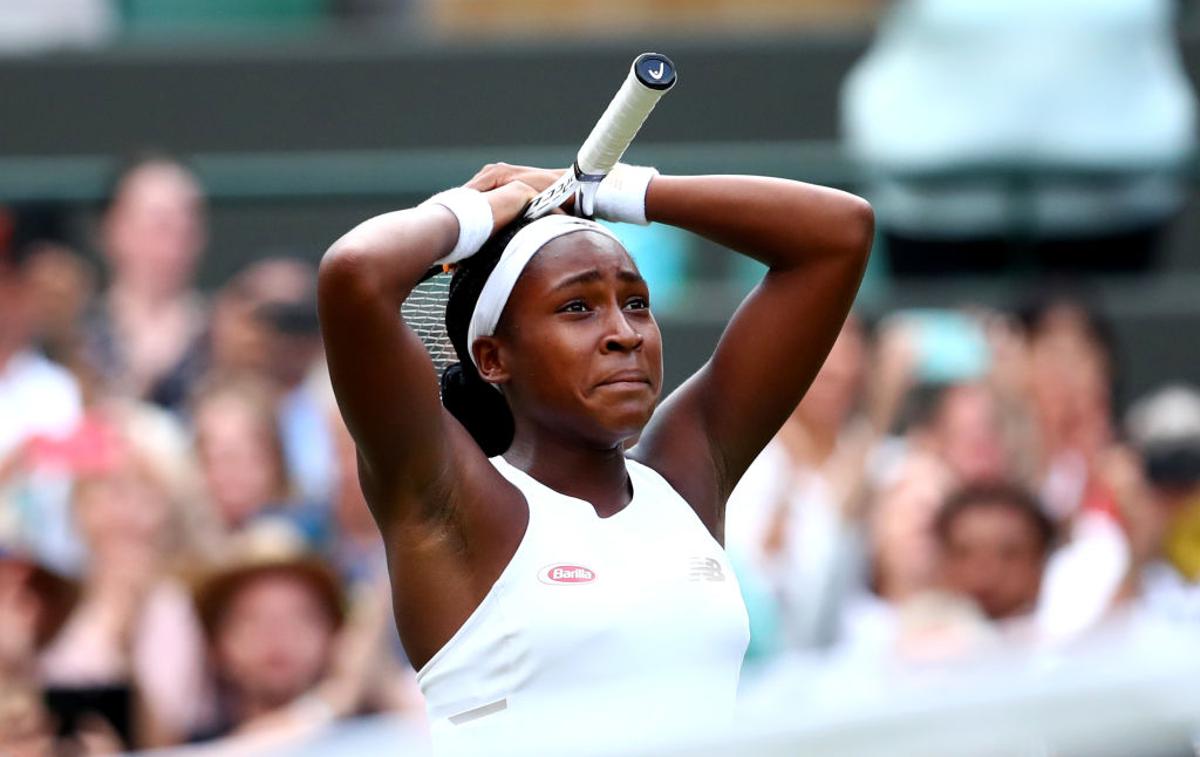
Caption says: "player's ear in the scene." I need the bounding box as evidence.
[473,337,510,386]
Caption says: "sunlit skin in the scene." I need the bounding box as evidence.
[319,166,873,668]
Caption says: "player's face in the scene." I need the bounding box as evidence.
[489,233,663,447]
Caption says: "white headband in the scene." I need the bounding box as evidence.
[466,214,621,370]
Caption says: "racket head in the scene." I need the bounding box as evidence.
[401,265,458,389]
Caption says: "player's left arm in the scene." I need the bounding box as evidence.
[631,175,872,536]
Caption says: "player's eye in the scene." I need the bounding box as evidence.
[559,299,590,313]
[625,296,649,311]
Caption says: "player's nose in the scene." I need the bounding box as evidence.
[602,309,643,353]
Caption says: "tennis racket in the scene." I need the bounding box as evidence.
[523,52,677,220]
[403,52,677,381]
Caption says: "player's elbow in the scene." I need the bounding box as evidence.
[319,241,381,302]
[837,195,875,262]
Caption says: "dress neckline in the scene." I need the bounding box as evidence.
[492,455,639,521]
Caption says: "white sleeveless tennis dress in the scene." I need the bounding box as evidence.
[416,456,750,753]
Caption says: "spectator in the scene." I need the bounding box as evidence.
[0,207,83,467]
[0,531,81,756]
[0,540,78,683]
[191,376,320,541]
[860,452,952,611]
[926,384,1011,485]
[325,411,385,588]
[190,520,343,742]
[88,153,208,410]
[0,206,85,574]
[1022,298,1133,642]
[837,452,994,663]
[217,258,334,504]
[1124,385,1200,628]
[24,242,99,388]
[935,483,1055,624]
[1022,297,1120,521]
[37,402,214,747]
[188,520,412,747]
[725,316,874,650]
[864,309,1007,485]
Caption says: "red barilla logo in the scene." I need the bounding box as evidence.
[538,564,596,584]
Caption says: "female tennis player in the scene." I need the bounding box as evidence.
[318,164,872,746]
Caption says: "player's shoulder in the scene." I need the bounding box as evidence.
[626,442,723,538]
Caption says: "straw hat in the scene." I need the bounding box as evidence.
[191,518,345,640]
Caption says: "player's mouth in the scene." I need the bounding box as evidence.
[595,369,652,390]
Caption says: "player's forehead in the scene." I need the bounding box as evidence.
[522,231,641,285]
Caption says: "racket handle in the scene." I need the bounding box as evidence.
[576,53,676,177]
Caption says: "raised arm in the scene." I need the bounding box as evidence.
[317,181,534,524]
[632,175,873,533]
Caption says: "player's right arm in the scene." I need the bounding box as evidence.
[317,181,534,666]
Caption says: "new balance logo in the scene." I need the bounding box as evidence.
[688,557,725,582]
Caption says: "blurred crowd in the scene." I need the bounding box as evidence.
[1,1,1198,754]
[726,305,1200,670]
[0,156,421,755]
[1,153,1198,755]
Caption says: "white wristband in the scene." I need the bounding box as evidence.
[421,187,494,265]
[593,164,658,226]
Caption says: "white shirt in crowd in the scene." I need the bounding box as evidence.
[0,350,83,572]
[725,439,865,650]
[0,350,81,459]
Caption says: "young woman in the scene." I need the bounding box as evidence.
[318,164,872,746]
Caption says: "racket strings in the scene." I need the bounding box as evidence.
[401,272,458,383]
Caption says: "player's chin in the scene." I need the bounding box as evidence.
[590,392,657,434]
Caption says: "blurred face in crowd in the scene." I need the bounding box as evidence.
[794,315,866,432]
[0,262,34,366]
[208,289,274,379]
[74,461,173,565]
[939,499,1047,620]
[870,454,953,601]
[212,571,336,709]
[195,389,288,529]
[1028,304,1113,456]
[248,260,321,390]
[24,244,94,341]
[933,383,1009,483]
[210,259,321,389]
[102,160,206,301]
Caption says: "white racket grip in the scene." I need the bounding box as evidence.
[576,53,676,176]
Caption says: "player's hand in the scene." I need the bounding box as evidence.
[466,163,566,195]
[479,179,539,234]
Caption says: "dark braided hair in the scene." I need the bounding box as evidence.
[440,216,537,456]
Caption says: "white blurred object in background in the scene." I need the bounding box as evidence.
[0,0,114,53]
[843,0,1197,239]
